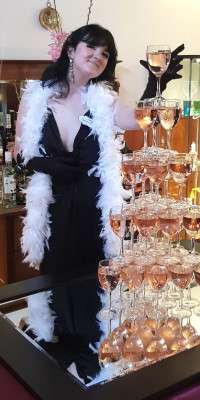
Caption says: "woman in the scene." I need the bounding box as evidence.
[15,24,138,275]
[15,24,183,342]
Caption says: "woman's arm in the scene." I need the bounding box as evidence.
[113,98,139,131]
[26,156,84,184]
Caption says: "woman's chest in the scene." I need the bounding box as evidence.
[48,96,86,152]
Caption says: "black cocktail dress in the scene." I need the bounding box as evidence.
[39,110,104,279]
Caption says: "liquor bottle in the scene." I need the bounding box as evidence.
[0,116,4,206]
[15,163,27,205]
[2,151,16,208]
[6,112,15,156]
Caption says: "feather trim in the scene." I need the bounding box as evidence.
[19,80,54,164]
[82,82,123,257]
[21,172,54,268]
[27,291,55,342]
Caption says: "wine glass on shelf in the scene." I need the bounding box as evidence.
[135,99,156,148]
[169,153,193,201]
[110,205,126,256]
[146,45,171,100]
[157,99,181,150]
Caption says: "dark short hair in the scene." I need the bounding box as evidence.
[41,24,118,93]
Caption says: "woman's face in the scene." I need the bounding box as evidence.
[69,41,109,81]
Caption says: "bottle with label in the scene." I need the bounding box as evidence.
[6,112,15,156]
[2,151,16,208]
[0,119,4,206]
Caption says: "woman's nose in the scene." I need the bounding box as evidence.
[93,49,103,59]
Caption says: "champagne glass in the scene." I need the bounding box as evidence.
[144,157,168,199]
[183,205,200,259]
[98,259,121,323]
[121,153,144,203]
[169,153,192,200]
[169,263,193,320]
[146,263,168,323]
[122,334,145,371]
[158,208,181,255]
[146,45,171,100]
[98,336,122,367]
[135,99,155,148]
[110,206,126,256]
[121,262,145,314]
[158,99,181,149]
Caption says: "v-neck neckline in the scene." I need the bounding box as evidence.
[48,108,89,154]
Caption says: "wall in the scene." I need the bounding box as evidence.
[0,0,200,102]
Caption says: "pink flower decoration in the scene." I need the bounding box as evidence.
[48,31,70,62]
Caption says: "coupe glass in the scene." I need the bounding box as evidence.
[146,45,171,100]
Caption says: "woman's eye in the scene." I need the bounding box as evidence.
[87,44,95,49]
[103,52,109,59]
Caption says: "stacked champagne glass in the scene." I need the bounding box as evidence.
[97,44,200,380]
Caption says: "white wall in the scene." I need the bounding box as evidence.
[0,0,200,102]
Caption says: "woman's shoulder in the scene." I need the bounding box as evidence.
[86,81,118,109]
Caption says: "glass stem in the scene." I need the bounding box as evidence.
[155,183,160,199]
[164,178,169,197]
[191,237,196,255]
[119,282,123,325]
[167,129,171,150]
[152,126,157,147]
[120,237,124,256]
[143,129,148,148]
[142,177,146,196]
[156,77,161,98]
[131,184,135,204]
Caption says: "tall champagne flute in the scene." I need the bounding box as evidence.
[169,153,192,200]
[158,209,181,255]
[110,206,126,256]
[98,259,121,324]
[135,100,156,148]
[146,263,168,322]
[158,100,181,150]
[183,205,200,260]
[144,157,168,198]
[121,262,145,314]
[121,153,144,203]
[169,263,193,320]
[146,45,171,100]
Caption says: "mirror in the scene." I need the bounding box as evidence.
[1,269,200,388]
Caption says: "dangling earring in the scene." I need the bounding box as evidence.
[69,58,75,83]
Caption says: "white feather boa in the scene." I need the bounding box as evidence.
[20,80,122,266]
[19,80,123,341]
